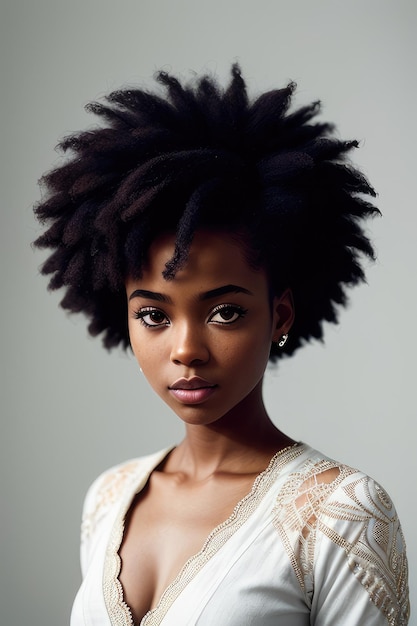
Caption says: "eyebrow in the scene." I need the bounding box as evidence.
[128,289,171,302]
[199,284,253,300]
[128,284,253,302]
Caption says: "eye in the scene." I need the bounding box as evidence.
[208,304,248,325]
[134,307,170,328]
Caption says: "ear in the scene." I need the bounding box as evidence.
[271,288,295,342]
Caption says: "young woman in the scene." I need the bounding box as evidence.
[34,65,409,625]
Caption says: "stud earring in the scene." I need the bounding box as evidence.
[277,334,289,348]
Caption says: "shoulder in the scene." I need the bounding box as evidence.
[273,445,409,624]
[80,447,172,545]
[274,445,401,522]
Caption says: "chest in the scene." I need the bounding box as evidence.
[118,472,258,624]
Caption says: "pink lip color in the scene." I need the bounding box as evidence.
[169,386,217,404]
[168,377,217,404]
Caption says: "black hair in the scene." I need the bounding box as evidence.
[34,64,379,359]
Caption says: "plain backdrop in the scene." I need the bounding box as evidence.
[1,0,415,624]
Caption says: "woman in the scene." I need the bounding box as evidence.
[34,65,409,625]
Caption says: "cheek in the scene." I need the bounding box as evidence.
[130,335,170,388]
[132,341,162,371]
[219,323,273,370]
[128,323,153,370]
[128,321,140,361]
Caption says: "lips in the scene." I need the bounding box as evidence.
[168,377,217,404]
[169,376,215,391]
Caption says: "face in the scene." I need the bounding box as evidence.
[126,230,293,427]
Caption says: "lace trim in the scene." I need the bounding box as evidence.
[273,462,409,625]
[104,516,135,626]
[103,442,304,626]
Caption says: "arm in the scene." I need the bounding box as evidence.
[311,474,409,625]
[273,458,409,625]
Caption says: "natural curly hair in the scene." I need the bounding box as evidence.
[34,64,379,359]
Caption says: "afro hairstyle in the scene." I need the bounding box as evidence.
[34,64,379,359]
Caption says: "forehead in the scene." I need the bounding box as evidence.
[132,230,269,292]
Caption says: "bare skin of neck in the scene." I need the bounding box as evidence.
[167,386,294,481]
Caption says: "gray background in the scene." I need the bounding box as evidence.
[1,0,415,624]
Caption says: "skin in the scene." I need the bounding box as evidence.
[120,230,295,622]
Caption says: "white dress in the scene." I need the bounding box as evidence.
[70,443,409,625]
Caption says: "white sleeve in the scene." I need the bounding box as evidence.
[311,475,409,626]
[79,472,108,578]
[78,459,138,577]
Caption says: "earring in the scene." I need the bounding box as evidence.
[277,334,289,348]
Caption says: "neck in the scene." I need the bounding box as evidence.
[169,383,294,478]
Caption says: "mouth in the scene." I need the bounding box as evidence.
[169,376,216,391]
[168,377,217,404]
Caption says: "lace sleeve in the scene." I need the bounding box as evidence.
[273,460,409,625]
[314,474,409,625]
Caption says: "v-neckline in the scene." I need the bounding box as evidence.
[103,443,303,626]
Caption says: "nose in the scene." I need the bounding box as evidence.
[170,322,210,367]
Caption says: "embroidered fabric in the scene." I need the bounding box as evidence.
[73,445,409,626]
[273,460,409,625]
[81,460,141,546]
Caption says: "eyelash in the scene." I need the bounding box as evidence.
[133,304,248,328]
[134,307,169,328]
[208,304,248,325]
